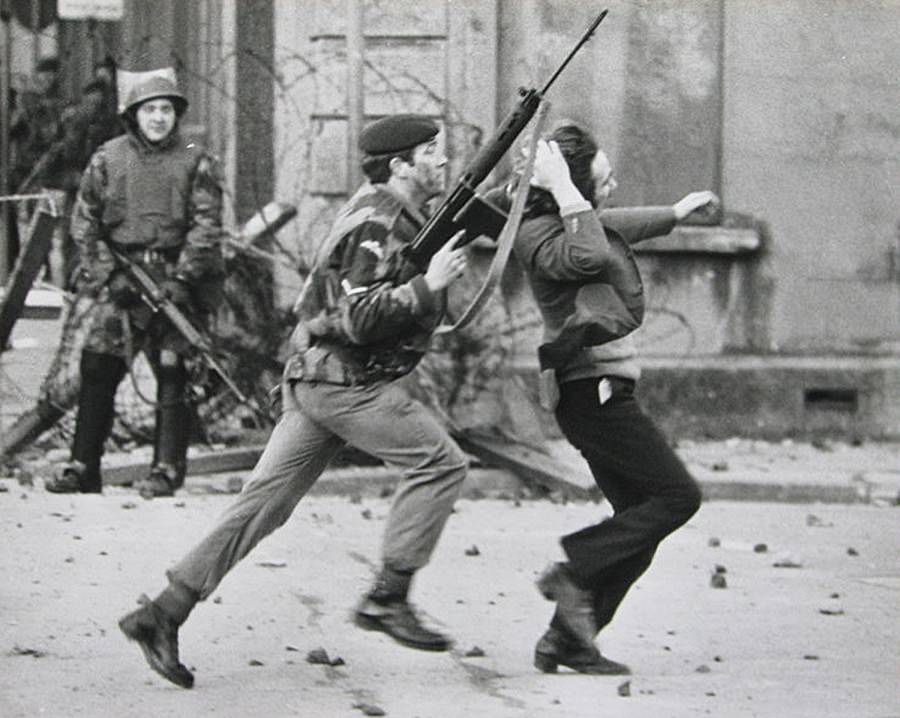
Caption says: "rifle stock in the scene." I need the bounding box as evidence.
[406,9,608,269]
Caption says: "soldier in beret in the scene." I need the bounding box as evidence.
[120,113,471,688]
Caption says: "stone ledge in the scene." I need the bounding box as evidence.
[510,355,900,441]
[634,226,760,254]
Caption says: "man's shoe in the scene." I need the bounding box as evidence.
[536,562,597,649]
[118,594,194,688]
[44,469,81,494]
[134,466,176,500]
[45,463,101,494]
[354,597,451,652]
[534,626,631,675]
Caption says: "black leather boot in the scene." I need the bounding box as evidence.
[137,352,190,499]
[536,562,597,650]
[119,594,194,688]
[67,351,127,493]
[354,567,451,651]
[534,625,631,675]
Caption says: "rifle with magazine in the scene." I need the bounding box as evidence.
[406,9,608,268]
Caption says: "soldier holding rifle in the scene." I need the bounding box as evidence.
[118,114,471,688]
[44,68,225,498]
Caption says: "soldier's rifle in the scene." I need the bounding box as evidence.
[106,245,253,410]
[405,9,608,269]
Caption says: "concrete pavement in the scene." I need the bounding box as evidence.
[1,486,898,718]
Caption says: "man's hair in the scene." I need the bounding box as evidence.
[525,122,600,217]
[361,147,415,184]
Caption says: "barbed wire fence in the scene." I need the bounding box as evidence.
[2,29,701,465]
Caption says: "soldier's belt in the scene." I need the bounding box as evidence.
[289,344,412,386]
[110,243,180,266]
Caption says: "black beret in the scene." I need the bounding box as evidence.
[359,114,439,155]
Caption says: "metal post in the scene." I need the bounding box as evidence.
[346,0,364,193]
[30,0,39,66]
[0,5,12,283]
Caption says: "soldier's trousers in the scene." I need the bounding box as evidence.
[552,376,702,634]
[167,377,468,600]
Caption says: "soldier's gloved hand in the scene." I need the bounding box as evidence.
[107,270,141,308]
[161,278,192,307]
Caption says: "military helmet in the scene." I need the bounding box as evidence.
[121,75,188,117]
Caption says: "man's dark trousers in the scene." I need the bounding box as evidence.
[552,376,702,632]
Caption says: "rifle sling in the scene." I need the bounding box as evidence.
[434,101,550,336]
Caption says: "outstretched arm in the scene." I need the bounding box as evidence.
[601,191,720,245]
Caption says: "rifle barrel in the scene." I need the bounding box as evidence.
[540,9,608,95]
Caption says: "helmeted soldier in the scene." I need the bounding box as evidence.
[44,69,224,498]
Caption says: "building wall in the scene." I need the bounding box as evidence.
[721,0,900,354]
[498,0,899,357]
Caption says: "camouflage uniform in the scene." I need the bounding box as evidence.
[47,73,224,497]
[10,87,68,191]
[162,179,467,648]
[285,181,445,384]
[73,132,224,359]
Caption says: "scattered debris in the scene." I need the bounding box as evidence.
[846,547,859,556]
[710,573,727,589]
[352,702,386,716]
[306,648,330,665]
[464,545,480,556]
[708,536,721,547]
[306,647,344,666]
[64,557,74,563]
[617,680,631,697]
[349,493,362,504]
[713,655,723,662]
[121,501,137,510]
[174,501,186,508]
[830,592,840,599]
[9,645,46,658]
[772,553,803,568]
[803,654,820,660]
[705,691,716,697]
[711,461,729,472]
[361,508,372,520]
[753,543,768,553]
[0,482,8,492]
[256,560,287,568]
[213,596,222,604]
[806,514,832,528]
[696,664,711,673]
[714,564,727,574]
[464,646,485,657]
[248,659,264,666]
[819,608,844,616]
[285,645,299,652]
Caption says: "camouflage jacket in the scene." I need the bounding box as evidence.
[285,182,445,385]
[10,89,68,190]
[71,128,225,309]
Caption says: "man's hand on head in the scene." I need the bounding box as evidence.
[530,140,585,209]
[673,191,719,221]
